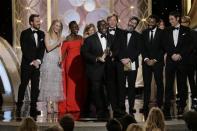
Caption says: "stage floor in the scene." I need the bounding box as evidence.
[0,96,191,131]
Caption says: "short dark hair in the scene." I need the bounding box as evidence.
[29,14,39,25]
[97,19,106,28]
[148,15,160,23]
[169,11,181,18]
[59,114,74,131]
[119,114,137,131]
[129,16,140,25]
[68,21,77,29]
[106,119,122,131]
[107,14,119,22]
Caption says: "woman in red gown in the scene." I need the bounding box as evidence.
[58,21,87,117]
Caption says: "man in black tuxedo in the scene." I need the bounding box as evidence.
[163,12,192,118]
[81,20,109,119]
[16,14,45,119]
[181,16,197,111]
[106,14,125,118]
[117,17,141,115]
[141,15,165,116]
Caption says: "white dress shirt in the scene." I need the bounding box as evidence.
[126,31,136,70]
[144,27,157,62]
[109,27,116,35]
[127,32,132,45]
[149,27,157,40]
[31,27,38,47]
[97,32,107,51]
[30,27,41,65]
[173,24,180,47]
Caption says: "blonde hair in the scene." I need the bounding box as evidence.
[126,124,144,131]
[145,107,165,131]
[83,23,96,37]
[181,16,191,25]
[48,19,63,38]
[18,117,38,131]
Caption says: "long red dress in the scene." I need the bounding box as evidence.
[58,39,87,114]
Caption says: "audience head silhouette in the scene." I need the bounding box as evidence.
[183,110,197,131]
[106,119,122,131]
[119,114,137,131]
[126,123,144,131]
[145,107,165,131]
[59,114,74,131]
[18,117,38,131]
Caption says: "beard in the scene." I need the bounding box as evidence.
[127,26,135,31]
[148,25,156,30]
[33,25,40,30]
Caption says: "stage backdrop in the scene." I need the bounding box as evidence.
[12,0,151,49]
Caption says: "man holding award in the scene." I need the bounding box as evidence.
[117,16,141,115]
[81,20,110,119]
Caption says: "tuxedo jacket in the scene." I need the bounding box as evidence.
[107,27,125,60]
[81,33,109,81]
[141,28,165,65]
[118,30,141,68]
[163,25,192,66]
[20,28,45,67]
[188,30,197,65]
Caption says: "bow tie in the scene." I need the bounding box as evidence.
[32,30,38,34]
[101,34,107,38]
[173,27,180,30]
[127,31,133,34]
[109,28,116,32]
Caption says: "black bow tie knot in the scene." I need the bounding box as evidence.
[109,28,116,32]
[173,27,180,30]
[101,34,107,38]
[33,30,38,34]
[127,31,133,34]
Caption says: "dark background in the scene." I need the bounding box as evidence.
[0,0,12,45]
[0,0,182,46]
[152,0,182,27]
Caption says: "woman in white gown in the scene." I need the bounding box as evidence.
[39,19,65,113]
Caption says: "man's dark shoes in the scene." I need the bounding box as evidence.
[30,108,41,118]
[177,107,184,119]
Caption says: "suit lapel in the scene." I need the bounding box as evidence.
[114,28,119,40]
[107,32,113,47]
[146,30,150,45]
[29,28,37,47]
[169,28,175,47]
[153,29,159,44]
[128,32,134,47]
[177,26,184,47]
[95,34,104,53]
